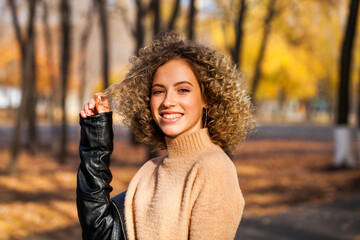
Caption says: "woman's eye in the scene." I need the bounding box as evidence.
[179,88,190,93]
[152,90,164,95]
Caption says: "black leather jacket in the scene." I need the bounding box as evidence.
[77,112,127,240]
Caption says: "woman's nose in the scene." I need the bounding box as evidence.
[163,91,177,108]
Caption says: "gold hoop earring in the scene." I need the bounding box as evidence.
[203,108,208,128]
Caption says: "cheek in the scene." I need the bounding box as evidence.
[184,94,203,115]
[193,91,204,107]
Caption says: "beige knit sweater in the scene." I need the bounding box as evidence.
[124,128,244,240]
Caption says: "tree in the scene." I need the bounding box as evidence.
[58,0,71,164]
[167,0,181,31]
[231,0,247,68]
[42,0,60,154]
[150,0,160,36]
[251,0,277,103]
[79,2,95,107]
[27,19,38,156]
[7,0,37,174]
[96,0,110,89]
[187,0,196,40]
[117,0,177,52]
[134,0,145,53]
[334,0,359,168]
[357,53,360,160]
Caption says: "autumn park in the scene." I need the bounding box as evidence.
[0,0,360,239]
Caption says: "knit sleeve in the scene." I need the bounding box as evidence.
[189,153,244,240]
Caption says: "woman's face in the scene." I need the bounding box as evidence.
[150,59,206,138]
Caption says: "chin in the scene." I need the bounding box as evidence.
[163,131,181,138]
[161,127,183,138]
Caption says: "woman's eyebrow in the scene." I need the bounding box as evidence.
[151,84,165,88]
[174,81,193,87]
[152,81,193,88]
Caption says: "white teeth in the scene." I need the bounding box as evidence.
[162,113,182,119]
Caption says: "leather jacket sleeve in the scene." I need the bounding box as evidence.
[77,112,121,240]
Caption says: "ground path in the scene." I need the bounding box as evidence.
[236,194,360,240]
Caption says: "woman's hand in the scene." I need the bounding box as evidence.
[80,92,111,118]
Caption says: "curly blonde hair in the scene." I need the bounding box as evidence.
[105,32,255,151]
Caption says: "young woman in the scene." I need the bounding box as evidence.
[77,33,254,240]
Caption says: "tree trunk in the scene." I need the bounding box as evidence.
[27,32,37,155]
[58,0,71,164]
[7,0,37,174]
[8,0,25,55]
[358,57,360,127]
[251,0,276,103]
[42,0,60,154]
[358,56,360,160]
[42,0,55,122]
[231,0,247,68]
[337,0,358,125]
[168,0,180,31]
[79,2,94,107]
[97,0,109,89]
[187,0,196,40]
[134,0,145,54]
[150,0,160,36]
[334,0,358,168]
[334,127,356,168]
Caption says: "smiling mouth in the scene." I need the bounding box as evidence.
[162,113,183,119]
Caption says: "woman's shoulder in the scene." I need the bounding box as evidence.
[193,147,242,205]
[196,147,238,180]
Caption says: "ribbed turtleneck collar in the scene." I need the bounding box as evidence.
[165,128,214,159]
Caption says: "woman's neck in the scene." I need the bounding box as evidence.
[165,128,215,159]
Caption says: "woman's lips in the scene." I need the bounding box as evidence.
[160,113,183,123]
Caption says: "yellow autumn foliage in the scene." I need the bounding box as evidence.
[204,0,353,103]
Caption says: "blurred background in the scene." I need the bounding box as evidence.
[0,0,359,239]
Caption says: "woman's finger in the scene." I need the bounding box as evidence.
[80,92,110,118]
[88,98,96,110]
[80,110,87,118]
[94,93,111,113]
[84,103,95,116]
